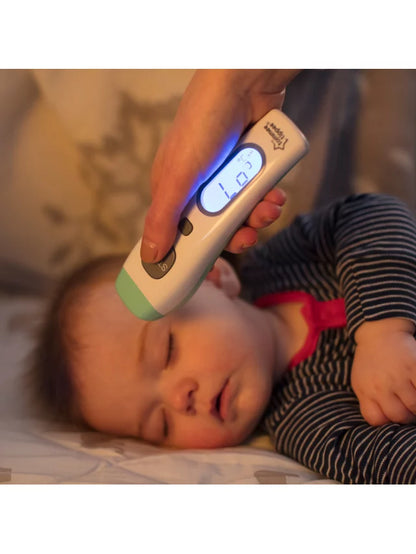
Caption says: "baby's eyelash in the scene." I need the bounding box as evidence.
[166,332,175,365]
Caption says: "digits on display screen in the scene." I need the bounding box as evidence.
[199,146,263,213]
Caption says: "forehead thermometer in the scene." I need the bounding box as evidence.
[116,109,309,320]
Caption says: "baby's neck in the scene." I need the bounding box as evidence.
[273,299,309,359]
[236,297,309,385]
[258,300,309,382]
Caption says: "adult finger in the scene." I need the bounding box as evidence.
[245,201,282,229]
[224,225,258,254]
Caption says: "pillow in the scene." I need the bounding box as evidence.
[0,69,194,292]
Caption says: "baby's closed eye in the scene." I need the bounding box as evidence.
[165,332,176,367]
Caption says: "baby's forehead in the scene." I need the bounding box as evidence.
[85,276,219,334]
[73,280,138,328]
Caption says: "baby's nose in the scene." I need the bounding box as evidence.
[165,377,198,415]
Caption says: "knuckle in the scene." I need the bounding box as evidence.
[391,413,415,424]
[360,403,387,426]
[365,413,387,426]
[405,400,416,414]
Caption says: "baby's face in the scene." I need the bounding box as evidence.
[71,275,275,449]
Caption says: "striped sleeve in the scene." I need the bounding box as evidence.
[319,194,416,337]
[268,390,416,484]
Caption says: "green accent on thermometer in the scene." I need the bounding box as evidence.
[115,268,162,321]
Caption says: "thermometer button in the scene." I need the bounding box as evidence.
[178,217,193,236]
[142,247,176,279]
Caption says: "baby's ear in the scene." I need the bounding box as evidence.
[205,258,241,298]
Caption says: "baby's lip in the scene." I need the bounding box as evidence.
[210,378,230,422]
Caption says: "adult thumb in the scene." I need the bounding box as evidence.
[140,200,181,263]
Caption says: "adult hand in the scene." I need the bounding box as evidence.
[140,69,301,263]
[352,318,416,425]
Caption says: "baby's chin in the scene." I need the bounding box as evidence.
[170,420,262,450]
[172,435,246,449]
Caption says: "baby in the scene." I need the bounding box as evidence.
[30,193,416,483]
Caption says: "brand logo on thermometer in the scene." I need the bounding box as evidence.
[264,122,288,150]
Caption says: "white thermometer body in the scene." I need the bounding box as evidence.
[116,109,309,320]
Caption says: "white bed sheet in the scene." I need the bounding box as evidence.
[0,294,336,484]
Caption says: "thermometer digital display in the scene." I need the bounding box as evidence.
[116,109,309,320]
[199,145,264,214]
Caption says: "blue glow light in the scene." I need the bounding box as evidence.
[199,146,263,214]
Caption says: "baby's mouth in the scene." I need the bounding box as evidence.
[210,378,230,422]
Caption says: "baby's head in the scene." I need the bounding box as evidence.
[30,255,276,448]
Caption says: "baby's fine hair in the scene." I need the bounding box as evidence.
[27,254,125,425]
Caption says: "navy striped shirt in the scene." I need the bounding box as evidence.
[241,194,416,484]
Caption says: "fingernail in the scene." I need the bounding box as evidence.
[263,205,281,226]
[272,204,282,217]
[141,239,158,263]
